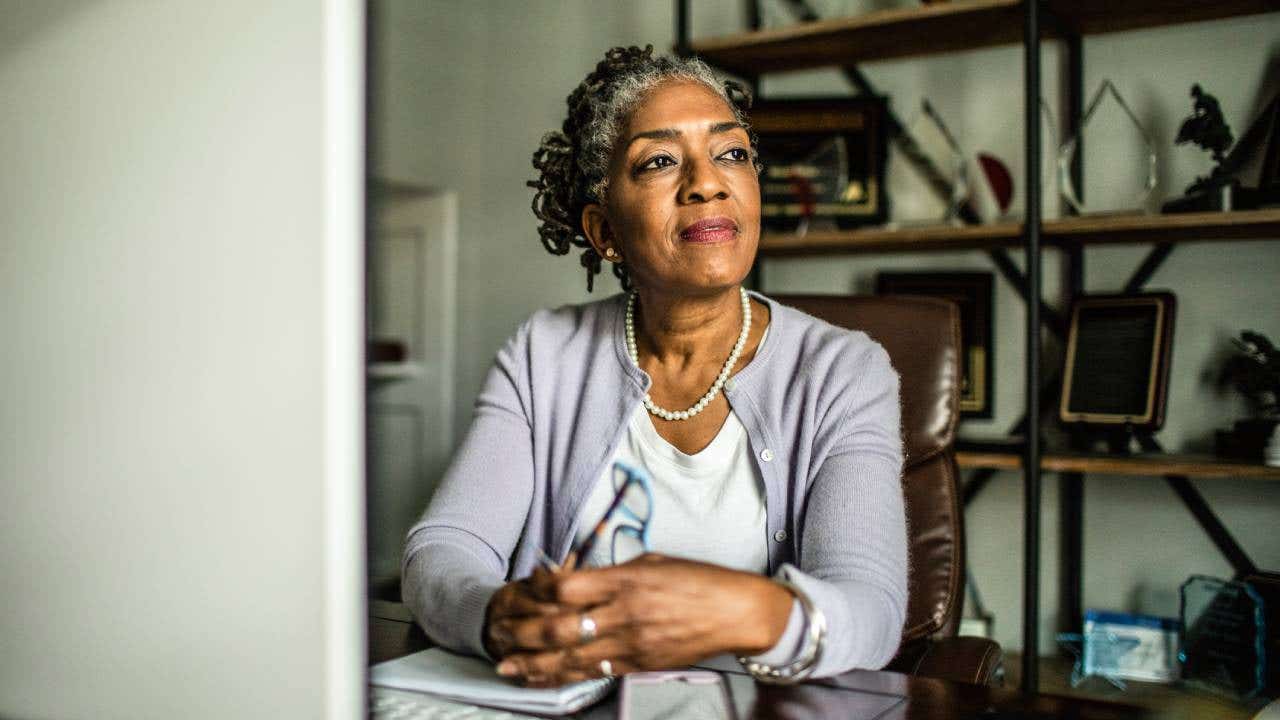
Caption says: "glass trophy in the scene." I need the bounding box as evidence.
[907,100,967,225]
[1057,610,1179,689]
[1058,629,1142,689]
[1058,80,1159,215]
[1180,574,1267,699]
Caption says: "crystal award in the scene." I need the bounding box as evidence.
[1180,574,1267,699]
[1058,80,1159,215]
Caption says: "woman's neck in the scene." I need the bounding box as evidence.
[632,286,747,372]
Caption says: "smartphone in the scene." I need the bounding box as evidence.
[619,670,736,720]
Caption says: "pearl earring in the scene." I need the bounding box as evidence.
[605,247,617,259]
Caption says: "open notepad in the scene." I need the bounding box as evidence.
[369,648,617,715]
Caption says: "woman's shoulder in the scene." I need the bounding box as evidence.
[516,293,623,341]
[495,293,624,369]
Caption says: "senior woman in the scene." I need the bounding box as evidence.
[402,46,906,686]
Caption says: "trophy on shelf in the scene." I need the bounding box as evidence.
[906,100,1013,225]
[1163,85,1240,212]
[1163,84,1279,213]
[917,100,969,224]
[1059,80,1159,216]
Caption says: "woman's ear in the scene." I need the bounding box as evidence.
[581,203,621,262]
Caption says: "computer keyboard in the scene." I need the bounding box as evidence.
[369,686,544,720]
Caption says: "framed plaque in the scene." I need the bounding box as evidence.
[1060,293,1176,429]
[876,272,994,418]
[750,97,889,232]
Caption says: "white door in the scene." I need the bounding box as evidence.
[367,183,458,592]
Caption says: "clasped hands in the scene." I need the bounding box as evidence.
[483,553,793,687]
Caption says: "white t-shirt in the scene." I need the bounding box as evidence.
[573,403,769,572]
[571,325,808,665]
[574,322,774,571]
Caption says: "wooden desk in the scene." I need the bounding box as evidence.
[370,601,1147,719]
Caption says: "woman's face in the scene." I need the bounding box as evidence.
[584,79,761,296]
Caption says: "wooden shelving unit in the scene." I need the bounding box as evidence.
[691,0,1280,73]
[686,0,1280,700]
[958,451,1280,481]
[759,208,1280,256]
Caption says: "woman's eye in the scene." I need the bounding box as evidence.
[639,155,676,171]
[719,147,750,162]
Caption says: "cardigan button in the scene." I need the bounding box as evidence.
[760,448,774,462]
[773,530,788,543]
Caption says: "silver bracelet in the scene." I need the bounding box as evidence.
[736,577,826,684]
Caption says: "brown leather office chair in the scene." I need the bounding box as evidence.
[774,294,1003,686]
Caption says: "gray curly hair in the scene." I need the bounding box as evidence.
[577,54,744,202]
[528,45,759,292]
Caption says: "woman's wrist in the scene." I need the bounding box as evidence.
[725,574,795,655]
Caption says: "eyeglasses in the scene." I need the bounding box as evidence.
[572,461,654,568]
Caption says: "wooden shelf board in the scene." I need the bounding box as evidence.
[691,0,1280,73]
[956,450,1024,471]
[367,361,424,381]
[759,221,1023,256]
[758,209,1280,257]
[1046,208,1280,245]
[1047,0,1280,37]
[1004,653,1257,720]
[957,451,1280,480]
[691,0,1025,73]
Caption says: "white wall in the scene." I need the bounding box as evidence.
[373,1,1280,654]
[0,2,364,718]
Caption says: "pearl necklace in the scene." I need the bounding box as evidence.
[626,287,751,422]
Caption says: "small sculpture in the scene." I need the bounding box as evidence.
[1176,84,1234,167]
[1220,330,1280,418]
[1214,330,1280,462]
[1163,84,1260,213]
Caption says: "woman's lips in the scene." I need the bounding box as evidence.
[679,216,738,244]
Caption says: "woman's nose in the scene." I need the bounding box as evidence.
[678,154,730,204]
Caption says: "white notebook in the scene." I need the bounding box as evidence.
[369,648,616,715]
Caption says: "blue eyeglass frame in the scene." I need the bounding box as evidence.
[572,460,655,568]
[609,460,654,564]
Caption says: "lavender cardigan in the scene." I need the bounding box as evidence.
[401,291,907,677]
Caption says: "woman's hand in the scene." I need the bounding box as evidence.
[490,554,793,687]
[482,570,566,660]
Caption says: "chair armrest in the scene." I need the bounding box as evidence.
[885,635,1004,686]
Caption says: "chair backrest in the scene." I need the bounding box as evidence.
[774,294,965,641]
